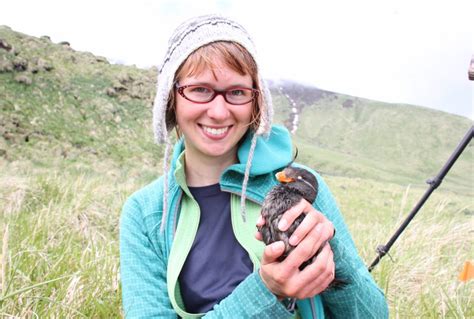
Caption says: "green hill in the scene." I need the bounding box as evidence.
[270,81,473,194]
[1,25,472,193]
[0,25,160,168]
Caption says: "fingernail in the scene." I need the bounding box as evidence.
[289,234,299,246]
[278,219,287,230]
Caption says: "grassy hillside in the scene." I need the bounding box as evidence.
[1,26,473,317]
[0,25,161,169]
[270,82,473,194]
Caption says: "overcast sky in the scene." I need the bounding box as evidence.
[2,0,473,119]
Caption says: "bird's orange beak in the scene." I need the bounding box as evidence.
[276,171,295,183]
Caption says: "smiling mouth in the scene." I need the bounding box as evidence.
[201,125,230,136]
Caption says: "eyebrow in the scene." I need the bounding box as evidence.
[182,82,253,89]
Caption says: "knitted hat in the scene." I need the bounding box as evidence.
[152,14,273,144]
[153,15,274,228]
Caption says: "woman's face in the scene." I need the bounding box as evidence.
[175,58,253,163]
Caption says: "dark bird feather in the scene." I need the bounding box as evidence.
[258,166,347,289]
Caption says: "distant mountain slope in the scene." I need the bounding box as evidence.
[1,26,472,193]
[270,81,472,193]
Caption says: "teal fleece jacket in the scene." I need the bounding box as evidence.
[120,125,389,318]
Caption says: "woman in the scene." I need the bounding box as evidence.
[120,14,388,318]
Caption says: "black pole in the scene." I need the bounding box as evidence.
[368,125,474,272]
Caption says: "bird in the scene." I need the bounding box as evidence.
[259,165,319,268]
[258,165,347,288]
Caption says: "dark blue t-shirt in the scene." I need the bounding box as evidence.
[179,183,254,313]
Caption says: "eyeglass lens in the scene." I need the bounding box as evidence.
[180,85,256,105]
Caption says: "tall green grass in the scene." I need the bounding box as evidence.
[0,158,154,317]
[1,159,472,317]
[326,176,473,317]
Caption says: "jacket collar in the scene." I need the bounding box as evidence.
[169,125,293,201]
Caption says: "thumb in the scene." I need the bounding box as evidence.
[261,241,285,265]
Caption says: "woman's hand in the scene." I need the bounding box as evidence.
[255,199,336,299]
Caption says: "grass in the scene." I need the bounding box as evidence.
[1,161,123,317]
[1,157,472,318]
[326,176,473,317]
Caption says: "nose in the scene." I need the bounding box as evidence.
[207,94,230,120]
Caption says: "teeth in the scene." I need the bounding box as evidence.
[203,126,229,135]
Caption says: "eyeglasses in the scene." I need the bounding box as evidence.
[176,84,259,105]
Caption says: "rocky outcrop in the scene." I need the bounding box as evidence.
[0,38,13,51]
[105,71,155,101]
[343,99,354,108]
[14,74,32,85]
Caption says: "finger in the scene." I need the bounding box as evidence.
[283,229,324,270]
[323,245,335,278]
[327,251,336,282]
[287,222,330,269]
[301,241,332,275]
[278,199,313,231]
[297,244,334,297]
[321,220,335,241]
[316,220,335,246]
[295,216,335,250]
[308,270,334,297]
[308,248,335,296]
[261,241,285,266]
[256,214,265,227]
[288,209,322,246]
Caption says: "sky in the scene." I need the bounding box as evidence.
[2,0,473,119]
